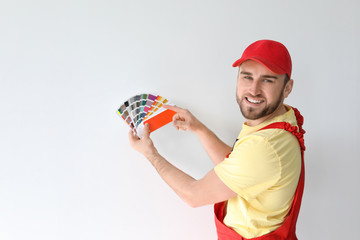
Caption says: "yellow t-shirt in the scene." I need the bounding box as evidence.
[214,107,301,238]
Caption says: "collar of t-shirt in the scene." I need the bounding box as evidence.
[239,105,298,139]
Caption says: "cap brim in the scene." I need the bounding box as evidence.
[232,57,287,75]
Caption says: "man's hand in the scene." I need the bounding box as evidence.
[164,105,204,133]
[128,124,158,158]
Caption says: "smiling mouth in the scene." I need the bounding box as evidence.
[245,97,264,104]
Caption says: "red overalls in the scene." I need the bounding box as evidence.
[214,107,306,240]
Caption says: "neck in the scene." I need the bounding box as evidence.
[246,104,288,127]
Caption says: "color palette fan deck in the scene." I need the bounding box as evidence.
[117,94,176,138]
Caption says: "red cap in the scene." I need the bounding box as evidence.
[232,40,292,78]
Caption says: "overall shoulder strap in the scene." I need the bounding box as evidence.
[259,107,306,152]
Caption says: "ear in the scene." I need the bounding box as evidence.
[283,79,294,98]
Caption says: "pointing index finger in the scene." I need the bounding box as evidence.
[163,104,183,113]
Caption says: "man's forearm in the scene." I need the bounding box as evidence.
[163,105,231,164]
[146,151,199,207]
[193,123,232,165]
[145,150,237,208]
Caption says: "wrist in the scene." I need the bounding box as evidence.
[193,121,207,135]
[145,149,160,163]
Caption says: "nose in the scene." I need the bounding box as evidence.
[248,80,261,96]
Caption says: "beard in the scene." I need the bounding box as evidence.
[236,91,284,120]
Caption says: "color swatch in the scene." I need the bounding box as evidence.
[117,94,176,138]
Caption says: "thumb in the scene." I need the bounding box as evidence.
[141,123,151,139]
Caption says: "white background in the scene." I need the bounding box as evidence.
[1,0,359,239]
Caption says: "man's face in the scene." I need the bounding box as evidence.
[236,60,292,125]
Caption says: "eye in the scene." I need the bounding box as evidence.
[264,79,274,83]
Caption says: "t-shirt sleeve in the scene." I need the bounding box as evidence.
[214,134,281,201]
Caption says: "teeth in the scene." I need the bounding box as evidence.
[247,97,263,104]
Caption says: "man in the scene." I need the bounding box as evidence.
[129,40,305,239]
